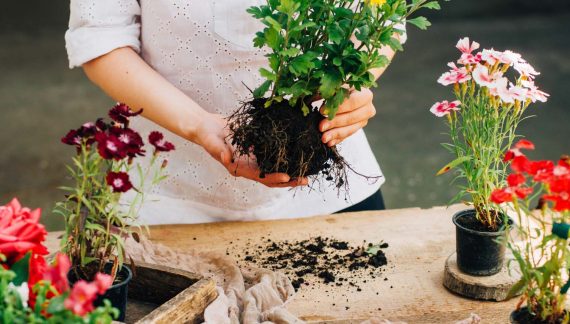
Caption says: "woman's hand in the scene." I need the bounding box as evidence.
[195,113,309,188]
[319,88,376,147]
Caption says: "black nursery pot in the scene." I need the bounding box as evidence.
[510,307,567,324]
[453,209,511,276]
[69,264,132,322]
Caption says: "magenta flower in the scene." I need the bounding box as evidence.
[430,100,461,117]
[456,37,479,54]
[106,172,133,193]
[95,133,128,160]
[109,127,145,157]
[109,103,143,125]
[458,52,482,65]
[148,131,175,152]
[64,280,99,316]
[94,273,113,294]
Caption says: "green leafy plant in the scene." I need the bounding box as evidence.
[491,142,570,323]
[432,38,548,230]
[250,0,443,118]
[55,104,175,281]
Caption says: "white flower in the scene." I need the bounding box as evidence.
[8,282,29,307]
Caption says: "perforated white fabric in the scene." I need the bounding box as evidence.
[66,0,386,224]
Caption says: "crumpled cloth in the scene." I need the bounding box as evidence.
[125,237,481,324]
[126,237,301,323]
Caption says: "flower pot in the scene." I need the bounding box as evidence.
[95,264,132,322]
[453,209,511,276]
[510,307,568,324]
[69,264,132,322]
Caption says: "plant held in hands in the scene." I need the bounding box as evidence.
[55,104,174,319]
[229,0,442,189]
[491,141,570,323]
[432,37,549,230]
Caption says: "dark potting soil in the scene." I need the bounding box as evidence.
[511,307,568,324]
[456,211,506,233]
[228,236,389,292]
[228,98,356,189]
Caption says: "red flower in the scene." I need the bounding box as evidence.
[27,253,48,309]
[109,103,143,125]
[507,173,526,187]
[61,129,82,147]
[543,192,570,212]
[514,186,533,200]
[95,133,128,160]
[149,131,175,152]
[106,172,133,193]
[109,127,145,157]
[491,188,514,204]
[64,280,99,316]
[514,139,535,150]
[94,273,113,295]
[43,253,71,294]
[0,199,48,265]
[511,155,531,174]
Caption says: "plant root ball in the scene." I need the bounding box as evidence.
[227,98,348,189]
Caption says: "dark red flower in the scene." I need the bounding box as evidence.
[109,103,143,125]
[148,131,175,152]
[106,172,133,193]
[109,127,145,157]
[95,133,128,160]
[61,129,82,146]
[491,188,514,204]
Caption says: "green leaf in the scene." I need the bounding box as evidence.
[264,16,283,31]
[423,1,441,10]
[318,70,343,99]
[386,37,404,52]
[47,294,67,314]
[280,47,300,57]
[328,22,344,45]
[506,278,526,300]
[253,80,272,98]
[277,0,300,16]
[11,252,30,285]
[289,53,317,75]
[259,67,277,81]
[407,16,431,30]
[291,21,317,33]
[265,28,281,50]
[436,156,472,176]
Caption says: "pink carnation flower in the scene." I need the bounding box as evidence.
[438,63,471,86]
[456,37,480,54]
[472,64,500,88]
[430,100,461,117]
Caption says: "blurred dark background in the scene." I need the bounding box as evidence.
[1,1,569,230]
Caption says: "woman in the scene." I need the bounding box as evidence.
[65,0,399,225]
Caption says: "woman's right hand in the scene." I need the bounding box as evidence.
[195,113,309,188]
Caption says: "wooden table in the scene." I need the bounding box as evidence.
[48,205,518,323]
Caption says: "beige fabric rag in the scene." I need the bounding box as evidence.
[125,237,481,324]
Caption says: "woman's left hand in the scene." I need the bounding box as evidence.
[319,88,376,147]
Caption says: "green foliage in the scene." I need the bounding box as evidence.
[249,0,444,119]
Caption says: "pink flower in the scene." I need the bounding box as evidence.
[109,103,143,125]
[480,49,504,65]
[514,61,540,79]
[0,199,48,265]
[489,77,514,103]
[456,37,480,54]
[95,133,128,160]
[94,273,113,295]
[106,172,134,193]
[522,80,549,103]
[509,85,529,102]
[430,100,461,117]
[458,52,482,65]
[472,64,499,88]
[438,63,471,86]
[500,50,522,66]
[64,281,99,316]
[148,131,175,152]
[43,253,71,294]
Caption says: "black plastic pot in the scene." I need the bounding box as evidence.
[69,264,132,322]
[510,307,567,324]
[453,209,511,276]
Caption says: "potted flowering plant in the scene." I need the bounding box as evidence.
[229,0,443,188]
[0,198,117,323]
[55,104,175,321]
[431,37,549,276]
[490,141,570,323]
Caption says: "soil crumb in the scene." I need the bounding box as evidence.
[228,236,389,292]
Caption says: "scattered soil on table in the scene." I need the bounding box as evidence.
[228,236,390,292]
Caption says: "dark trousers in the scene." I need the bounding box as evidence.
[336,190,386,213]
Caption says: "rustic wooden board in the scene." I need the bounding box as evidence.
[48,205,520,323]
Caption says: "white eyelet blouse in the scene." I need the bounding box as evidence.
[65,0,391,225]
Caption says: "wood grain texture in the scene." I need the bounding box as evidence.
[48,205,520,323]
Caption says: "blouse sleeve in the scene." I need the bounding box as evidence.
[65,0,141,68]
